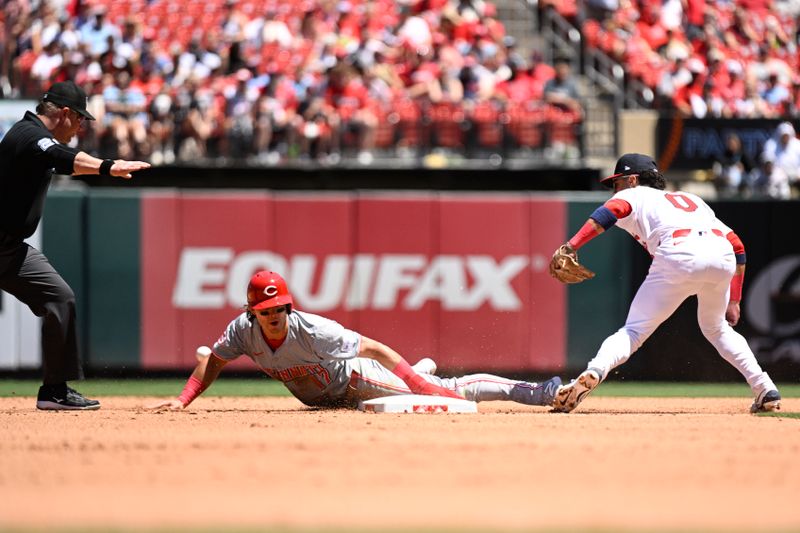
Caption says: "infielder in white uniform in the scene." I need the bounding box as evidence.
[151,271,562,410]
[552,153,781,414]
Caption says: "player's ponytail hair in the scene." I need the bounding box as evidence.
[638,169,666,190]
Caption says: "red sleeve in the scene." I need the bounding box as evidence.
[568,220,600,250]
[604,198,632,218]
[726,231,745,256]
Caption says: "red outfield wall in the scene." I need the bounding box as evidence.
[141,192,569,372]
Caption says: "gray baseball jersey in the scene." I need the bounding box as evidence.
[213,310,363,406]
[213,310,558,408]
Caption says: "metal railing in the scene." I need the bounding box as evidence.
[540,6,582,67]
[539,6,620,159]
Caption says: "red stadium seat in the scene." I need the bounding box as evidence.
[546,106,580,145]
[371,104,397,149]
[394,98,423,149]
[507,102,545,148]
[470,100,506,149]
[427,102,466,149]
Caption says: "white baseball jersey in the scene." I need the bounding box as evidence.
[612,186,734,259]
[585,185,777,400]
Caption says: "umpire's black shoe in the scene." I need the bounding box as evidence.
[36,384,101,411]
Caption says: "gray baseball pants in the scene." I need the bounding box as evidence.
[0,242,82,384]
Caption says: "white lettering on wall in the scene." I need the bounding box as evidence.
[171,248,532,311]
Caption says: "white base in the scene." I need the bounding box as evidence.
[358,394,478,414]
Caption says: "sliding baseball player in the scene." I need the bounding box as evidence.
[151,271,561,410]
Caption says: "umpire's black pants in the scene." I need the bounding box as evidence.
[0,242,82,384]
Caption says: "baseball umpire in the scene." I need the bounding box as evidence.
[0,81,150,410]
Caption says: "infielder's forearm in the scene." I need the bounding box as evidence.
[568,219,604,249]
[358,336,461,398]
[178,353,228,406]
[726,231,747,303]
[569,199,632,249]
[358,336,402,371]
[193,352,228,384]
[730,264,746,303]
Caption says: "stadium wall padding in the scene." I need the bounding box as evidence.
[40,188,800,380]
[42,190,89,358]
[566,201,632,369]
[136,191,574,373]
[86,190,141,369]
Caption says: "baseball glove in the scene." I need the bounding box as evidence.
[549,244,595,284]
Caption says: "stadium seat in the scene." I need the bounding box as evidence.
[507,102,545,149]
[470,100,506,149]
[427,102,466,149]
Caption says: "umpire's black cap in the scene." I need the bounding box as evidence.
[42,81,96,120]
[600,153,658,186]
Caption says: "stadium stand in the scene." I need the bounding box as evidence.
[547,0,799,119]
[1,0,583,165]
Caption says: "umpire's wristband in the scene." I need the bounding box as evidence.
[99,159,114,176]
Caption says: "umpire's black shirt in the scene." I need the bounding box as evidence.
[0,111,79,247]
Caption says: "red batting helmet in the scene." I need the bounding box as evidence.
[247,271,294,311]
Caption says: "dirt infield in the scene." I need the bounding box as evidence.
[2,396,799,532]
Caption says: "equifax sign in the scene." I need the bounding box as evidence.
[172,247,536,311]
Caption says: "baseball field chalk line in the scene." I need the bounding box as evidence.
[359,394,478,414]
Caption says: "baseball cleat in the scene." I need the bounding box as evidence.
[510,376,563,406]
[412,357,437,375]
[36,385,101,411]
[750,389,781,414]
[552,368,602,413]
[540,376,563,406]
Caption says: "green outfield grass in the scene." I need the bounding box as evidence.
[756,411,800,419]
[0,378,291,397]
[0,379,797,399]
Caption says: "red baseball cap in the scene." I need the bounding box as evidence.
[247,271,294,310]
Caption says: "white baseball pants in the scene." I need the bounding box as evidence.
[587,235,776,397]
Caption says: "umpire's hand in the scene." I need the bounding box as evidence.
[112,160,151,179]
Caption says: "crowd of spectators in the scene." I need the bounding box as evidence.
[557,0,800,119]
[711,121,800,198]
[536,0,800,198]
[0,0,583,166]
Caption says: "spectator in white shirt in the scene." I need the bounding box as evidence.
[761,121,800,189]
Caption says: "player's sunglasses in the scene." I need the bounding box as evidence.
[604,173,637,189]
[257,306,287,316]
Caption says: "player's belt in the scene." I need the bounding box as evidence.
[324,371,360,408]
[672,228,724,239]
[343,370,361,396]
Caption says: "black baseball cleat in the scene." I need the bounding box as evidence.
[36,384,101,410]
